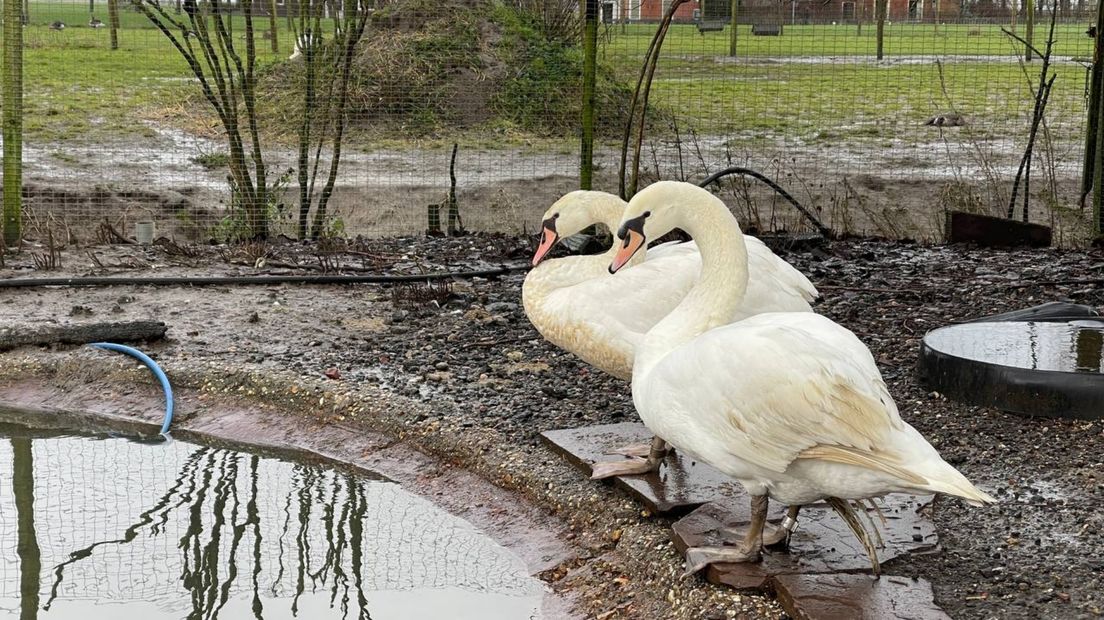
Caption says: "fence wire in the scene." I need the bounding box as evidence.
[0,431,542,618]
[3,0,1100,246]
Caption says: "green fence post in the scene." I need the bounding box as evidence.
[3,0,24,247]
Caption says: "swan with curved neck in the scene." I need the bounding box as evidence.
[523,190,818,478]
[610,181,994,575]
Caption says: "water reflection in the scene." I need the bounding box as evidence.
[0,424,543,620]
[926,320,1104,373]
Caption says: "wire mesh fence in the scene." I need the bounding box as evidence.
[0,429,543,618]
[5,0,1101,247]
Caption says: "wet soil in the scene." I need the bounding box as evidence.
[1,234,1103,619]
[23,117,1096,246]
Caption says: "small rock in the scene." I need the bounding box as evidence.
[324,367,342,380]
[69,305,94,317]
[485,301,518,313]
[247,311,260,323]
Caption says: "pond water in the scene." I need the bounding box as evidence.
[925,320,1104,374]
[0,422,545,620]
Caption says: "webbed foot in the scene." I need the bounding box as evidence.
[682,544,761,578]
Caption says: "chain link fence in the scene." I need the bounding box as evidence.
[6,0,1101,246]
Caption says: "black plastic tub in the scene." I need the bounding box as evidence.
[919,303,1104,420]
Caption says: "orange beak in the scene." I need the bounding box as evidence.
[532,221,559,267]
[609,229,646,274]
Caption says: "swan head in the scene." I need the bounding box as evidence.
[532,191,627,267]
[609,181,712,274]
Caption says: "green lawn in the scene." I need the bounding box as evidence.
[603,22,1096,58]
[14,1,305,142]
[642,54,1090,143]
[5,5,1096,149]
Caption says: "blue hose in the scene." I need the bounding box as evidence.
[89,343,174,436]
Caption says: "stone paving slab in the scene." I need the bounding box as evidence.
[670,495,938,590]
[773,573,950,620]
[540,422,745,515]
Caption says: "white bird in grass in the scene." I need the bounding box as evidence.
[607,181,995,575]
[522,190,818,478]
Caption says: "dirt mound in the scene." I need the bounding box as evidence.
[259,0,635,137]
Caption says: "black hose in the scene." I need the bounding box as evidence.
[696,166,832,239]
[0,265,528,289]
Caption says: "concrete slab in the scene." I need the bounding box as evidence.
[670,495,939,590]
[541,422,745,515]
[773,573,950,620]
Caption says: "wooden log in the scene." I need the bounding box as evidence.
[0,320,168,351]
[945,211,1052,248]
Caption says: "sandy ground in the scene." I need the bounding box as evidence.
[0,235,1102,619]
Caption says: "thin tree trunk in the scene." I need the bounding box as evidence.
[296,2,318,239]
[875,0,886,59]
[240,0,268,238]
[1082,0,1104,207]
[1025,0,1034,61]
[311,0,370,237]
[269,0,279,52]
[3,0,24,246]
[729,0,738,57]
[108,0,120,49]
[580,0,598,190]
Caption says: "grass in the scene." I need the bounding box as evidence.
[6,5,1097,152]
[644,55,1090,142]
[603,22,1096,58]
[14,2,302,142]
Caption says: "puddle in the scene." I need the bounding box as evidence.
[926,320,1104,373]
[0,421,545,619]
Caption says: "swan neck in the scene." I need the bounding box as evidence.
[634,202,748,378]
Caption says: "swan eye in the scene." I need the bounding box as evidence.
[643,211,651,218]
[552,213,560,219]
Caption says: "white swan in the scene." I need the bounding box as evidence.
[608,181,994,575]
[522,190,818,477]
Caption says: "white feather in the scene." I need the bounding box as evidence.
[621,182,994,506]
[522,191,817,381]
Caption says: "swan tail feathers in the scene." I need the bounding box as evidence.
[914,465,997,507]
[799,445,927,487]
[800,445,996,506]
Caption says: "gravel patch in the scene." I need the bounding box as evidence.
[1,234,1102,619]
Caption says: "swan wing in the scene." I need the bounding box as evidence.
[643,313,906,476]
[551,251,699,335]
[741,237,819,316]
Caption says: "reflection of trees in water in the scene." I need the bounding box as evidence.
[13,437,40,620]
[37,445,373,620]
[3,433,537,620]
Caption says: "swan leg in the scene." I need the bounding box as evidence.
[590,436,668,480]
[721,504,801,548]
[682,495,768,577]
[607,436,669,458]
[826,497,881,576]
[606,443,653,458]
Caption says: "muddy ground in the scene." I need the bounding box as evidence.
[0,235,1102,619]
[22,119,1098,246]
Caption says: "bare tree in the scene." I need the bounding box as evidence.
[132,0,271,239]
[293,0,371,239]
